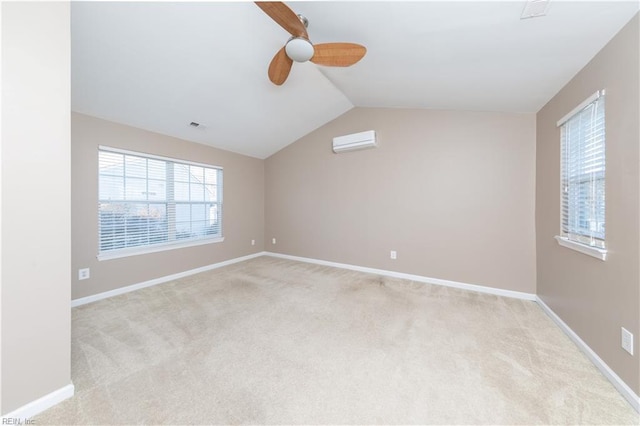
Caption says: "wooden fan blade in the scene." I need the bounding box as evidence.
[310,43,367,67]
[255,2,308,39]
[268,46,293,85]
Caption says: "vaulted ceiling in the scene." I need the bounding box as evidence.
[71,1,639,159]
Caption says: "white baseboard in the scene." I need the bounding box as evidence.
[1,383,74,420]
[67,250,638,414]
[270,252,638,412]
[71,251,267,307]
[265,252,537,301]
[537,296,640,413]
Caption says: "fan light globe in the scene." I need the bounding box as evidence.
[285,37,314,62]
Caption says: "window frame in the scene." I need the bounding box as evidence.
[97,146,224,261]
[555,90,607,261]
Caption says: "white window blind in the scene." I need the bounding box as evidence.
[98,147,223,257]
[559,91,605,249]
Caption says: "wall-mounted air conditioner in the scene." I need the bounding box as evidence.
[332,130,377,153]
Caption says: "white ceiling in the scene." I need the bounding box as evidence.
[71,1,639,159]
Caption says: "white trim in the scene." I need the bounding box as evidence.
[72,251,266,307]
[68,251,639,414]
[555,236,607,261]
[265,252,536,301]
[556,90,604,127]
[1,383,74,420]
[97,236,224,261]
[98,145,223,170]
[536,296,639,413]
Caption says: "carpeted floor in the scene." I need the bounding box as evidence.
[35,256,638,425]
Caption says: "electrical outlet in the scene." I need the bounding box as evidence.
[622,327,634,355]
[78,268,90,281]
[390,250,397,260]
[251,239,255,246]
[272,238,276,245]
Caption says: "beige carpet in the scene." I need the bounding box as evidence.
[35,256,638,425]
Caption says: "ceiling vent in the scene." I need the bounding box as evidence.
[521,0,550,19]
[333,130,377,153]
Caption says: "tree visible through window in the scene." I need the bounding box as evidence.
[98,147,222,256]
[559,91,605,249]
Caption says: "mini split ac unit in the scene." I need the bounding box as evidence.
[332,130,377,153]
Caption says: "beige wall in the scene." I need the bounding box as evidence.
[1,2,71,413]
[71,113,264,300]
[536,14,639,394]
[265,108,537,293]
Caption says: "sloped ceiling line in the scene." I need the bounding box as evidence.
[71,1,639,159]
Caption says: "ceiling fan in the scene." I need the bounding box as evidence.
[255,2,367,85]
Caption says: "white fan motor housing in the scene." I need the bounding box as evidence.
[285,37,314,62]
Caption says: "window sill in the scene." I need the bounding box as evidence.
[97,236,224,261]
[554,236,607,261]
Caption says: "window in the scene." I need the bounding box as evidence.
[555,90,606,260]
[98,146,223,260]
